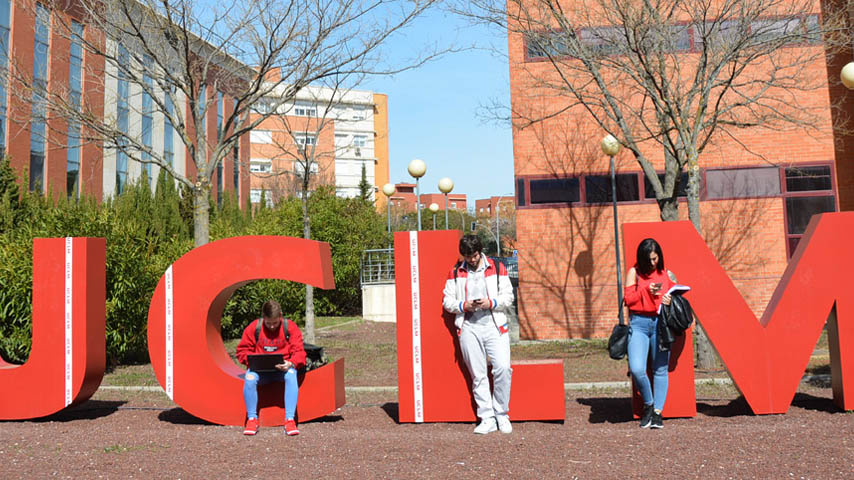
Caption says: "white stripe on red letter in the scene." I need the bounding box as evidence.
[165,265,174,400]
[409,232,424,422]
[64,238,73,407]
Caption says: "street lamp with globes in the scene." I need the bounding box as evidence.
[429,203,439,230]
[408,159,427,231]
[842,63,854,89]
[381,183,396,237]
[438,177,454,229]
[601,134,625,325]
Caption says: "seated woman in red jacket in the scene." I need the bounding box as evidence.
[624,238,675,430]
[236,300,305,437]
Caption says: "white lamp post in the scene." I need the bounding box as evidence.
[408,159,427,231]
[429,203,439,230]
[438,177,454,229]
[382,183,396,239]
[842,62,854,90]
[601,134,624,325]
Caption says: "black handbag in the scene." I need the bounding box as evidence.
[608,321,630,360]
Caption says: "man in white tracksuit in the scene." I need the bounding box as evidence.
[442,235,515,434]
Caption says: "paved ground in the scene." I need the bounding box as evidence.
[2,384,851,479]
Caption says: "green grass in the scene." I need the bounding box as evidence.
[316,316,361,329]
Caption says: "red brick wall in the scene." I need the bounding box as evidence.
[507,5,843,339]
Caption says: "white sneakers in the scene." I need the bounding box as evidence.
[474,415,512,434]
[473,417,497,434]
[496,415,512,434]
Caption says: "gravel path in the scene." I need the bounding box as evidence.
[2,386,851,479]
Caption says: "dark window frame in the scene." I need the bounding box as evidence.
[780,162,838,258]
[523,14,822,63]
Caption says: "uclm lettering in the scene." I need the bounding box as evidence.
[2,214,851,422]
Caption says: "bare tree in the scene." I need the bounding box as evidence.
[248,81,377,342]
[17,0,439,247]
[459,0,846,366]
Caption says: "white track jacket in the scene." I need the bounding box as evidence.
[442,257,515,331]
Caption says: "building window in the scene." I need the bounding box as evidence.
[516,178,526,207]
[584,173,639,203]
[529,177,580,204]
[353,135,367,147]
[252,98,274,114]
[644,173,689,199]
[216,91,223,140]
[0,0,11,153]
[295,134,316,147]
[142,55,154,186]
[115,45,130,194]
[30,3,50,192]
[784,166,833,192]
[782,165,836,257]
[164,89,175,168]
[705,167,780,199]
[198,85,206,133]
[250,159,272,173]
[250,130,273,144]
[294,105,316,117]
[66,21,83,198]
[294,160,318,176]
[233,99,240,195]
[250,189,273,206]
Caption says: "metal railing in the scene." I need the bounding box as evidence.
[361,248,395,285]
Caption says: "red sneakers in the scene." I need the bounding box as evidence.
[243,417,259,436]
[284,419,300,436]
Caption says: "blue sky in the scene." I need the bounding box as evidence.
[361,8,515,206]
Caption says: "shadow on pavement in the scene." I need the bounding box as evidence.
[157,408,215,425]
[791,392,844,413]
[380,402,399,423]
[696,397,753,417]
[24,400,127,422]
[697,391,843,417]
[575,397,633,424]
[307,415,344,424]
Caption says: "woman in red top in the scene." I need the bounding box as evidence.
[624,238,676,429]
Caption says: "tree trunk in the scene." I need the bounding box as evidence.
[686,158,717,370]
[193,181,211,247]
[301,192,316,344]
[658,197,678,221]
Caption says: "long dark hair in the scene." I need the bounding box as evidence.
[635,238,664,275]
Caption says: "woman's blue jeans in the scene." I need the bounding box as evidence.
[243,368,299,420]
[628,314,670,411]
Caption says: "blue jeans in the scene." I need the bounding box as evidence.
[628,314,670,411]
[243,368,299,420]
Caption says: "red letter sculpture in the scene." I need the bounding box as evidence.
[147,236,344,426]
[0,238,106,420]
[395,230,565,422]
[623,212,854,414]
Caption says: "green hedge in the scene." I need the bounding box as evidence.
[0,157,385,365]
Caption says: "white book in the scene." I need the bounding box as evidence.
[657,284,691,314]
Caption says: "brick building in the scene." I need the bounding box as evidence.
[475,196,514,216]
[1,0,249,203]
[386,183,467,212]
[508,8,843,339]
[248,81,390,209]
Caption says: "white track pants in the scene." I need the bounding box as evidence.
[459,319,512,419]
